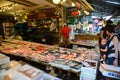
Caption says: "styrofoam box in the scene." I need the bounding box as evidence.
[0,53,10,65]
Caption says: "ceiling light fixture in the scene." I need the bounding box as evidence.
[0,4,15,13]
[63,0,66,2]
[2,9,5,12]
[103,15,112,20]
[105,1,120,5]
[53,0,61,4]
[0,8,2,12]
[8,5,12,9]
[72,2,75,7]
[61,0,66,3]
[83,10,89,15]
[78,10,81,15]
[53,0,67,4]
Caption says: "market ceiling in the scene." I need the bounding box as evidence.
[0,0,56,15]
[0,0,93,15]
[0,0,120,18]
[86,0,120,18]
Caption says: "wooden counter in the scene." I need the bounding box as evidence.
[75,34,99,40]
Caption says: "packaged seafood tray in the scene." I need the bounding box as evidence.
[49,62,70,70]
[84,59,97,67]
[70,61,82,69]
[33,73,61,80]
[17,64,61,80]
[16,64,44,79]
[0,53,10,65]
[0,69,31,80]
[0,64,61,80]
[7,60,22,70]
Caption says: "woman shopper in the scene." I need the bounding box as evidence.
[115,22,120,67]
[98,21,119,80]
[105,25,119,66]
[100,20,113,39]
[105,25,119,80]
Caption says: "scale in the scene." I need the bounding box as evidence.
[100,64,120,79]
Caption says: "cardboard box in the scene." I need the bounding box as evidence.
[0,35,2,45]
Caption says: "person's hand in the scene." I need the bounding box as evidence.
[113,59,118,66]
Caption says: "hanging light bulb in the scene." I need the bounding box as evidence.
[14,15,17,20]
[0,7,2,12]
[72,2,75,7]
[61,0,66,3]
[2,7,5,12]
[83,10,89,15]
[53,0,61,4]
[78,10,81,15]
[8,5,12,9]
[62,0,66,3]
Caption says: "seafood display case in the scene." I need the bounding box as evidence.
[0,39,99,79]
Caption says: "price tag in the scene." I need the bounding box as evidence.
[107,72,120,79]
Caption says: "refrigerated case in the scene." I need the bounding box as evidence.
[0,39,100,80]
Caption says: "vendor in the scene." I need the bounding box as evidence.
[60,23,70,48]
